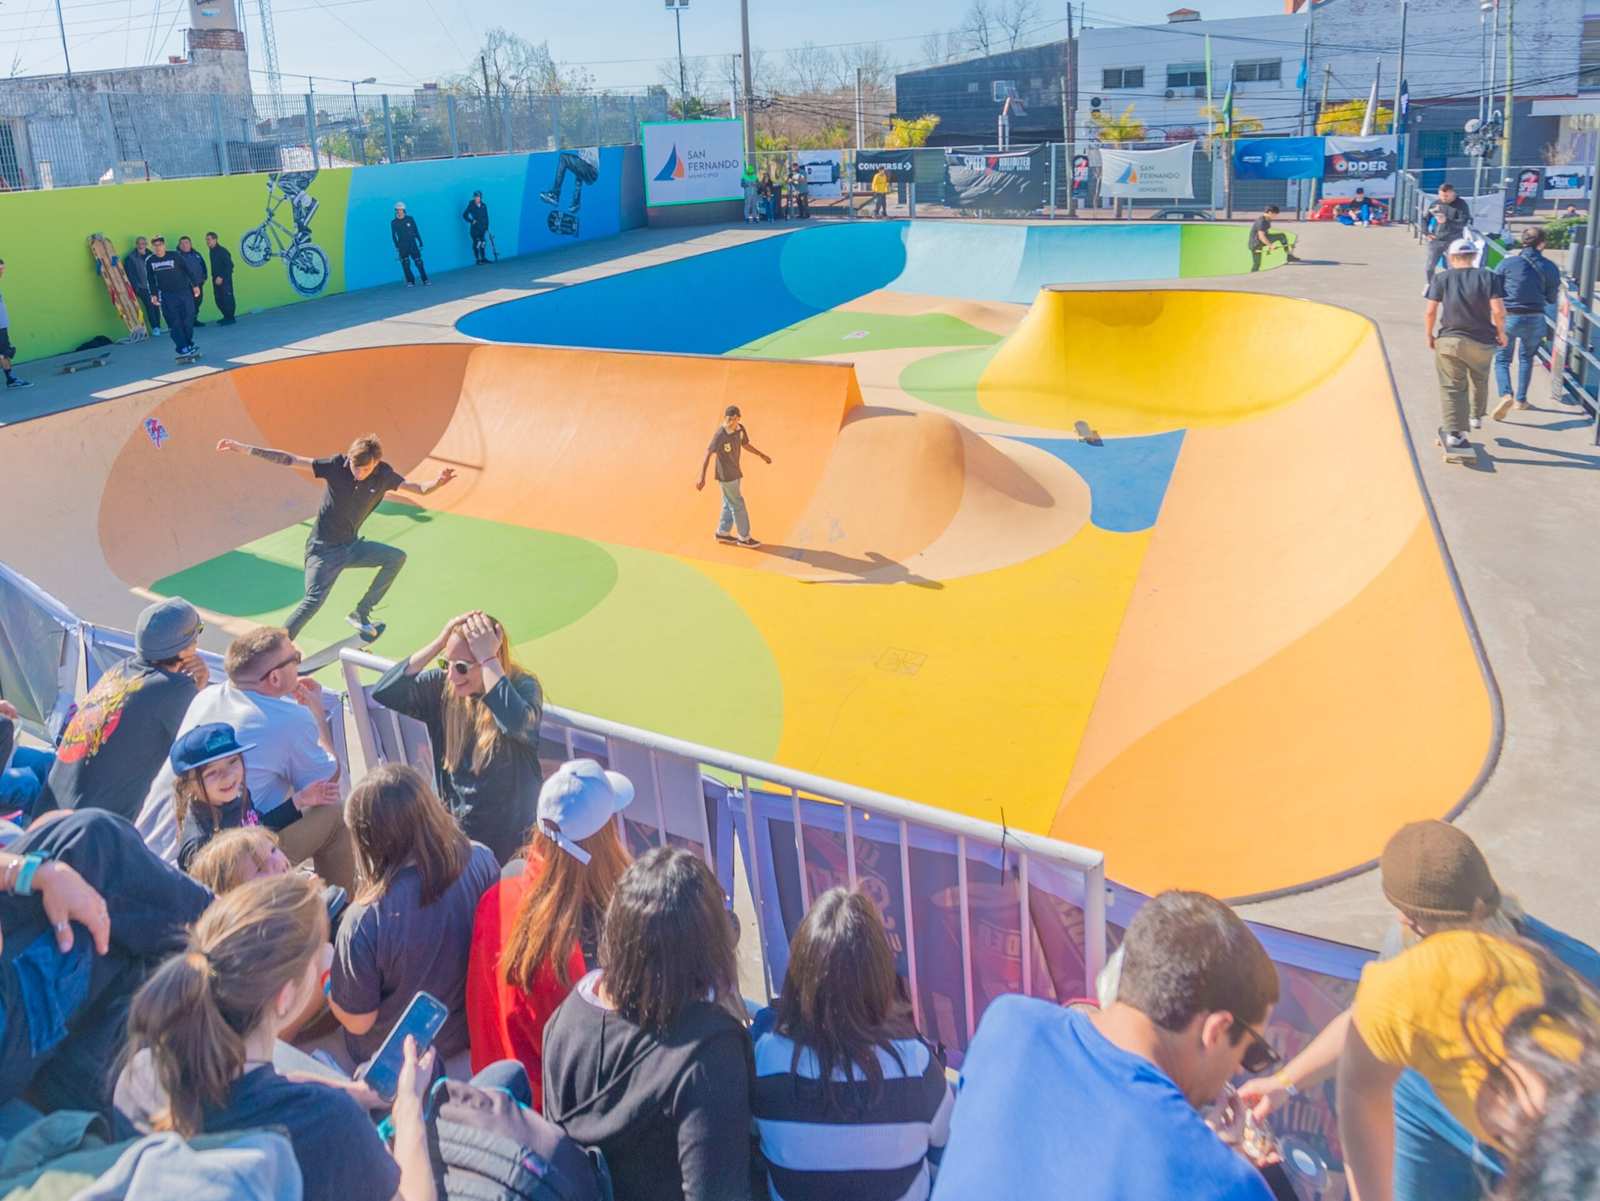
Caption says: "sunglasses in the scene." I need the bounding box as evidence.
[1232,1019,1282,1076]
[253,649,301,680]
[437,658,478,676]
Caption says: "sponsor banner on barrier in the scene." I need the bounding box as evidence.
[944,145,1049,212]
[1097,142,1196,199]
[854,150,916,184]
[1072,153,1090,192]
[641,118,746,206]
[1322,135,1397,197]
[1550,285,1573,404]
[796,150,843,198]
[1543,168,1591,199]
[1232,136,1325,181]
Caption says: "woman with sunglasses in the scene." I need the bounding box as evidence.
[373,612,542,862]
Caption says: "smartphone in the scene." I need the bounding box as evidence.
[356,990,448,1102]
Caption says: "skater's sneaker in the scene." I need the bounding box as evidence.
[1469,416,1483,431]
[5,377,32,389]
[1492,395,1516,421]
[422,279,432,287]
[539,189,560,206]
[1287,253,1303,262]
[1442,431,1471,451]
[346,612,384,642]
[405,282,415,288]
[737,536,762,548]
[220,317,236,326]
[1514,399,1532,411]
[714,532,739,544]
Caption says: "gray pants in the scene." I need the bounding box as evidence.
[285,538,407,638]
[717,479,751,539]
[1435,335,1496,433]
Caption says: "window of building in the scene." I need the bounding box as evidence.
[967,81,980,93]
[1417,130,1466,159]
[1582,5,1600,91]
[1167,63,1206,89]
[1233,59,1281,83]
[1103,67,1144,90]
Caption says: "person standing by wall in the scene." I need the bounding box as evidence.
[790,162,810,219]
[1423,183,1471,286]
[742,167,759,223]
[696,404,771,548]
[127,236,161,335]
[177,236,208,327]
[1491,226,1562,419]
[461,192,490,265]
[205,232,237,326]
[147,236,199,356]
[871,167,891,218]
[1425,238,1507,452]
[0,259,30,389]
[391,202,429,287]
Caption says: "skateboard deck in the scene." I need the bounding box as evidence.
[60,354,109,374]
[1437,428,1476,465]
[174,351,202,365]
[1073,420,1102,446]
[299,629,380,675]
[546,210,578,236]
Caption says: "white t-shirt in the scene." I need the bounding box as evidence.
[136,681,336,861]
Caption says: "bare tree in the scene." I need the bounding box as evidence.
[452,29,592,97]
[995,0,1041,50]
[960,0,995,58]
[658,53,712,103]
[917,30,963,67]
[784,42,836,94]
[838,42,896,91]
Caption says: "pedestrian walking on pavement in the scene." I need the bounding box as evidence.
[1426,238,1507,454]
[1491,227,1562,419]
[205,232,237,326]
[391,202,429,287]
[1423,183,1471,286]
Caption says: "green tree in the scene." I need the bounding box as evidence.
[884,114,940,148]
[1316,100,1392,135]
[1088,104,1145,143]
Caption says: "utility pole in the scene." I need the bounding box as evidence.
[1065,1,1078,218]
[481,54,492,106]
[52,0,71,80]
[1393,0,1407,150]
[739,0,756,157]
[855,66,864,149]
[672,2,688,116]
[1315,64,1331,205]
[1501,0,1514,188]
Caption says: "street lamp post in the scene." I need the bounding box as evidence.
[351,77,376,164]
[665,0,689,116]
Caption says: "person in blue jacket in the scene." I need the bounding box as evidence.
[1238,820,1600,1201]
[1491,226,1563,419]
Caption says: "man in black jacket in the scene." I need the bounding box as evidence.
[147,236,199,355]
[391,201,429,287]
[1423,184,1471,285]
[205,231,237,325]
[462,191,490,264]
[1491,226,1563,418]
[176,236,208,327]
[126,236,160,333]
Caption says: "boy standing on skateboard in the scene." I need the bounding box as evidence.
[696,405,771,548]
[215,432,456,639]
[1425,237,1507,459]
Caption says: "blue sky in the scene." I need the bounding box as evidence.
[4,0,1280,89]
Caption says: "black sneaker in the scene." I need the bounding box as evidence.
[714,532,739,544]
[5,377,31,389]
[346,612,384,642]
[737,536,762,548]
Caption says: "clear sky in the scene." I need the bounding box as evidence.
[2,0,1282,91]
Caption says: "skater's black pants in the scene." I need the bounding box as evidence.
[1249,232,1290,272]
[285,536,407,638]
[470,228,488,261]
[214,277,237,321]
[872,193,888,217]
[399,249,428,284]
[160,290,195,350]
[134,288,160,331]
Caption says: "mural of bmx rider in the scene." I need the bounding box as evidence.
[538,148,599,236]
[274,171,321,244]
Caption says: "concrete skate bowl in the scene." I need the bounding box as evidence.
[455,219,1272,355]
[2,280,1495,899]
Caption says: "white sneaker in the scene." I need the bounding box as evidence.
[1469,417,1483,430]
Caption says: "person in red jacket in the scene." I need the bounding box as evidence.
[465,758,633,1105]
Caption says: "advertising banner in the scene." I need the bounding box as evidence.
[641,119,746,206]
[796,150,843,199]
[1097,142,1195,199]
[944,146,1049,212]
[854,150,916,184]
[1322,135,1398,197]
[1071,153,1090,193]
[1232,136,1325,181]
[1543,168,1591,200]
[1550,286,1573,404]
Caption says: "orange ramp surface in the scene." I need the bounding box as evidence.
[1,288,1497,900]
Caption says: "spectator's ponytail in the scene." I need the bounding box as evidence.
[126,874,327,1136]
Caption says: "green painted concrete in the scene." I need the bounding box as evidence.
[733,310,1000,360]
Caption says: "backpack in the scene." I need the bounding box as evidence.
[425,1077,612,1201]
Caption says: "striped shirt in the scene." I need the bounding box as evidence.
[753,1030,955,1201]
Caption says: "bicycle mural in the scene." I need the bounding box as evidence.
[239,170,332,297]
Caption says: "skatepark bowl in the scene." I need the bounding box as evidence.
[5,220,1495,901]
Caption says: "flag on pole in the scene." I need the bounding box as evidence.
[1295,57,1307,91]
[1360,72,1380,137]
[1220,79,1234,137]
[1397,80,1410,131]
[1204,34,1214,133]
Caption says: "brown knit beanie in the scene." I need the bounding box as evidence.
[1380,820,1501,922]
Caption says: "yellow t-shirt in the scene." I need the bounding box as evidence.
[872,170,890,194]
[1352,929,1583,1146]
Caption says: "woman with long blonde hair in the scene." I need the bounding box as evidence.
[466,758,633,1107]
[372,610,542,861]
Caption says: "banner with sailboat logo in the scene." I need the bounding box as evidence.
[1096,142,1195,199]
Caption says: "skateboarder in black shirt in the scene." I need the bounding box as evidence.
[147,237,200,356]
[214,432,457,639]
[696,405,771,547]
[462,192,491,264]
[1247,206,1300,272]
[391,202,429,287]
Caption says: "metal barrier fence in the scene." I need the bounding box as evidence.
[0,88,669,191]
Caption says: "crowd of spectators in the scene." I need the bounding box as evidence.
[0,595,1597,1199]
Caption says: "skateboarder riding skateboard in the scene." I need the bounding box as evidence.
[696,404,771,548]
[215,433,456,640]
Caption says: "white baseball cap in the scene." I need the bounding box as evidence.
[537,759,635,864]
[1448,238,1477,256]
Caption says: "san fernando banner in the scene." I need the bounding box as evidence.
[1097,142,1195,199]
[1322,135,1398,197]
[641,119,746,207]
[1232,137,1324,181]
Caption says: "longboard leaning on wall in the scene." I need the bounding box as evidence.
[87,233,148,341]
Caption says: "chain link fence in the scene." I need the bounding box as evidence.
[0,88,669,190]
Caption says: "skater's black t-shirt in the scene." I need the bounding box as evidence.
[1247,216,1273,249]
[147,252,193,296]
[707,424,749,483]
[1427,267,1504,346]
[310,454,405,547]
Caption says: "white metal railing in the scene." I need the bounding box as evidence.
[339,647,1107,1047]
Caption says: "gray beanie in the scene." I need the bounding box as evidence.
[135,597,201,661]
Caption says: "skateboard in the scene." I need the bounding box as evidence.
[546,210,578,237]
[714,533,761,547]
[1073,420,1102,446]
[174,351,202,365]
[1437,428,1476,465]
[59,354,109,374]
[486,232,500,262]
[298,628,382,676]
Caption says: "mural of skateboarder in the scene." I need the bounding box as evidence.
[240,171,331,297]
[539,147,600,237]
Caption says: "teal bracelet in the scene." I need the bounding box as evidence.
[13,854,46,896]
